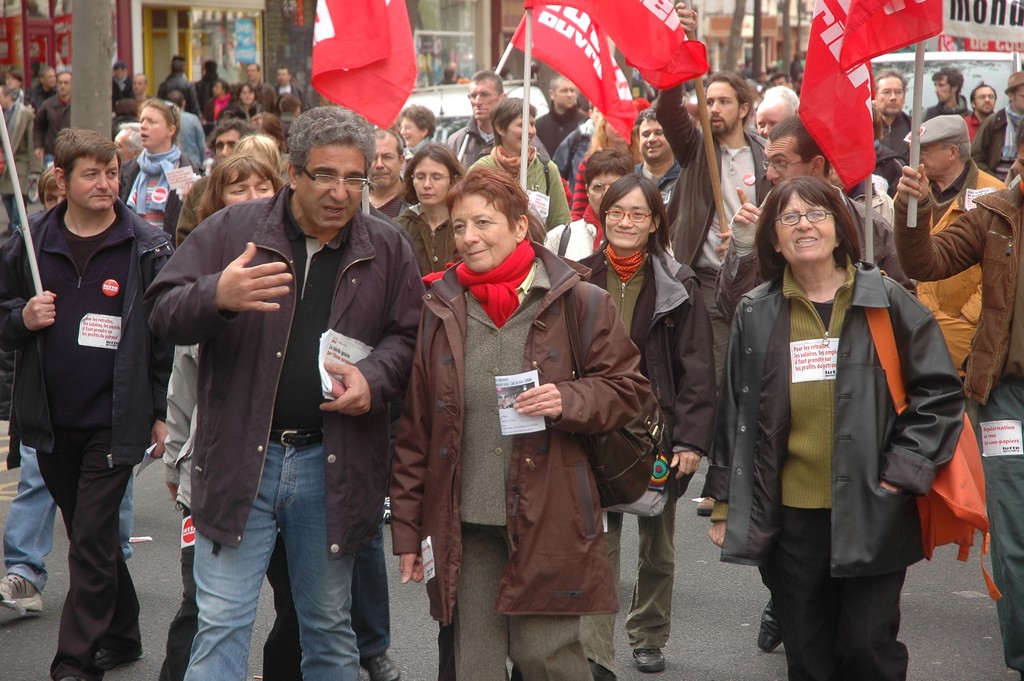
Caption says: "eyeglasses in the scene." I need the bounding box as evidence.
[299,166,370,191]
[606,209,652,223]
[776,209,832,226]
[588,182,611,193]
[763,158,807,172]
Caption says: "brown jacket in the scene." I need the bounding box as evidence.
[395,205,458,275]
[894,186,1023,403]
[390,244,651,624]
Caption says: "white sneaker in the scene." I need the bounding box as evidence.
[0,573,43,615]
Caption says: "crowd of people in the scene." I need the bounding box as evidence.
[0,4,1023,681]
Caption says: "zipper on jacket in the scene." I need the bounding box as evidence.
[1008,239,1014,257]
[106,453,113,469]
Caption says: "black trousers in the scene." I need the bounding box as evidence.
[763,507,908,681]
[37,428,141,681]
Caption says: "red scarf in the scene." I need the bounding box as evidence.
[582,204,603,252]
[456,240,535,328]
[605,245,646,282]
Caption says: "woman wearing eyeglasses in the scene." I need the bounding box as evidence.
[576,175,715,678]
[705,176,963,681]
[396,143,464,275]
[120,98,201,237]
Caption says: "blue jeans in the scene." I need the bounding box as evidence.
[185,442,359,681]
[3,444,135,592]
[351,520,392,658]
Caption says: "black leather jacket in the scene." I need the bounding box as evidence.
[703,262,964,577]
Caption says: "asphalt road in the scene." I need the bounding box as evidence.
[0,457,1014,681]
[0,202,1014,680]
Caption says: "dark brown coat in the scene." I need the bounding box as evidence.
[390,245,651,624]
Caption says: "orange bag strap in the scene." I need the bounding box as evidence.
[864,306,908,415]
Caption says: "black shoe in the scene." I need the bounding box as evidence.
[757,599,784,653]
[94,646,143,671]
[589,658,617,680]
[361,652,401,681]
[632,648,666,673]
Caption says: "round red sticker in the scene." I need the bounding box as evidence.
[743,173,756,186]
[151,186,169,203]
[102,279,120,297]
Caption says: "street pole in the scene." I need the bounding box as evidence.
[71,0,115,135]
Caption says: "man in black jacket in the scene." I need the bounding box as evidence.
[535,75,586,158]
[0,128,173,681]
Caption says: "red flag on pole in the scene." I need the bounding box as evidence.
[523,0,708,89]
[840,0,943,69]
[311,0,417,128]
[511,7,637,139]
[798,0,877,189]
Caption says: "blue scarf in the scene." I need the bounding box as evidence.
[128,146,181,216]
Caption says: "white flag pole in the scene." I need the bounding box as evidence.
[519,9,533,190]
[906,43,925,228]
[0,113,42,296]
[496,36,516,78]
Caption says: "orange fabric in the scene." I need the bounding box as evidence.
[865,306,1000,600]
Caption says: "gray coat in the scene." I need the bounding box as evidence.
[703,263,964,577]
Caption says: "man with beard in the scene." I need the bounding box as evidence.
[369,129,406,218]
[657,67,771,383]
[965,83,997,141]
[924,67,969,121]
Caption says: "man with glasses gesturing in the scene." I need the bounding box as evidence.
[145,107,424,681]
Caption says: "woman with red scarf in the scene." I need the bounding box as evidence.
[578,174,715,678]
[391,168,651,680]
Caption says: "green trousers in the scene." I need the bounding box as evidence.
[580,492,678,671]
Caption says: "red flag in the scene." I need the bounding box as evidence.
[799,0,877,189]
[524,0,708,89]
[840,0,943,69]
[311,0,417,128]
[511,8,637,139]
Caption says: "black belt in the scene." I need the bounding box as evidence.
[269,428,323,446]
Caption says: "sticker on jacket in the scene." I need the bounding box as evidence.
[181,515,196,548]
[527,190,550,223]
[964,187,996,211]
[421,536,435,582]
[980,420,1023,457]
[790,337,838,383]
[78,313,121,350]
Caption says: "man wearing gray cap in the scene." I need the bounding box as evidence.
[914,115,1004,373]
[972,71,1024,180]
[895,124,1024,681]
